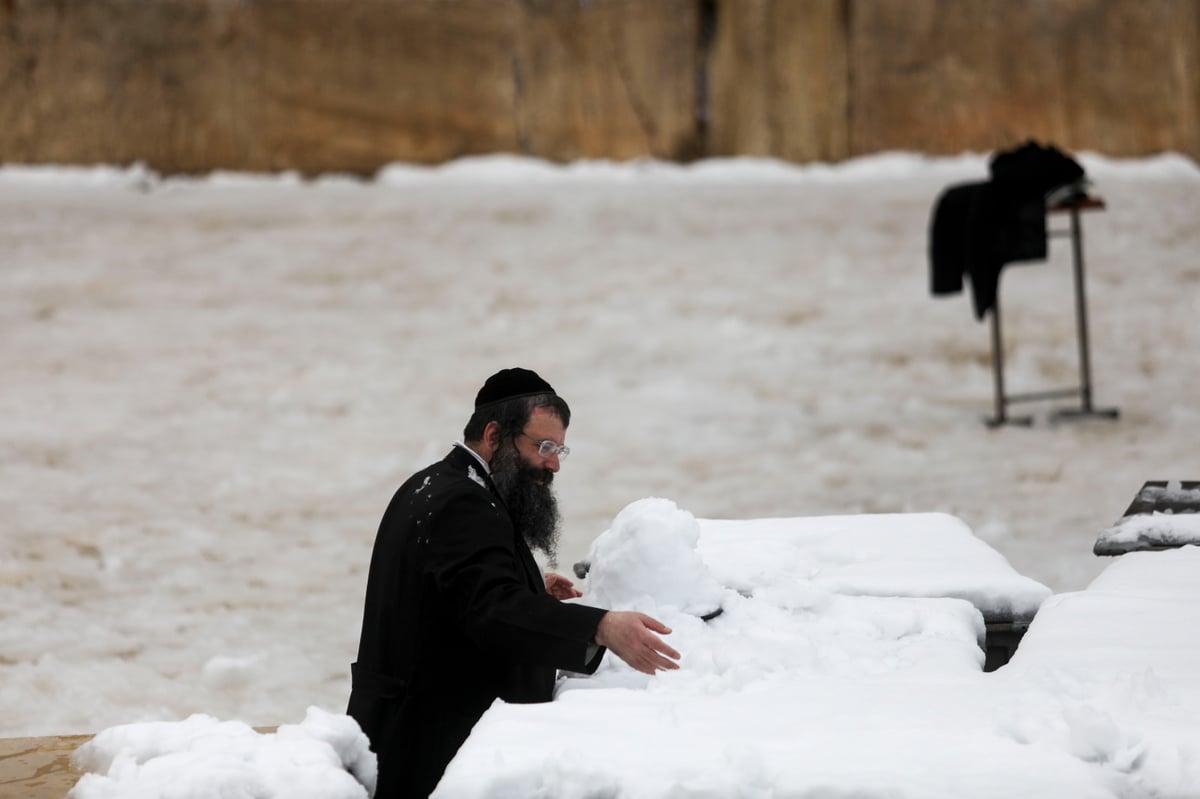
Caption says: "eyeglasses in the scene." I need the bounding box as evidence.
[519,431,570,459]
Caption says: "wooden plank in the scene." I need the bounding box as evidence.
[0,735,90,799]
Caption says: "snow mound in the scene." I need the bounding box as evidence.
[69,707,375,799]
[583,497,724,618]
[698,512,1051,623]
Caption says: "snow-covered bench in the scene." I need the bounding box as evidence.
[1093,479,1200,556]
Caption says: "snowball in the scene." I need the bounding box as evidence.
[583,497,724,617]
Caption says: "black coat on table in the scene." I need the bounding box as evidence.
[347,445,607,799]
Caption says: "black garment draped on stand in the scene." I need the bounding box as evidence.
[929,140,1087,319]
[927,140,1117,426]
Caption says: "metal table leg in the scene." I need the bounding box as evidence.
[1051,206,1119,422]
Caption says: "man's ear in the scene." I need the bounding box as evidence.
[482,420,502,457]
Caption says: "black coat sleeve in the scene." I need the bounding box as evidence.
[426,484,608,673]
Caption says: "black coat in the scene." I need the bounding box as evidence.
[348,446,607,799]
[928,179,1048,319]
[929,140,1086,319]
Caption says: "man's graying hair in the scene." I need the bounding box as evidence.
[463,394,571,443]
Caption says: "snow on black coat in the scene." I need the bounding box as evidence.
[347,445,606,799]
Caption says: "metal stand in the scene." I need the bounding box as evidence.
[986,197,1120,427]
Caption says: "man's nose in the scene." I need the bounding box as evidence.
[545,452,561,472]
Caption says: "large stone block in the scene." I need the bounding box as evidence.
[0,0,245,172]
[0,0,527,173]
[848,0,1200,157]
[511,0,701,161]
[235,1,524,172]
[0,0,701,173]
[707,0,850,162]
[1,0,1197,171]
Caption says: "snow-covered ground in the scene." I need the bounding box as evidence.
[1,152,1198,742]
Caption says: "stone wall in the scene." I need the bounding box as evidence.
[1,0,1196,174]
[849,0,1200,158]
[706,0,851,162]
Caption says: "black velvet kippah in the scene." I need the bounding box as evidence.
[474,368,556,410]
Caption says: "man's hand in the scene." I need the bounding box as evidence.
[594,611,681,675]
[543,572,583,600]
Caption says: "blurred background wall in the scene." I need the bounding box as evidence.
[1,0,1196,174]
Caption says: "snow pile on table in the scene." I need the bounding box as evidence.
[1006,545,1200,686]
[582,497,724,618]
[565,500,987,695]
[69,707,374,799]
[434,501,1200,798]
[696,512,1052,622]
[997,546,1200,793]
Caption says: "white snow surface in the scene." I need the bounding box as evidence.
[1008,546,1200,689]
[696,511,1051,622]
[68,706,375,799]
[1094,480,1200,553]
[1096,512,1200,552]
[582,497,725,617]
[3,151,1200,776]
[998,546,1200,795]
[435,519,1200,799]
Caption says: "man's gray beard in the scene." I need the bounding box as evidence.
[490,442,562,567]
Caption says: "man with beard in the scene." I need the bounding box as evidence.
[348,368,681,798]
